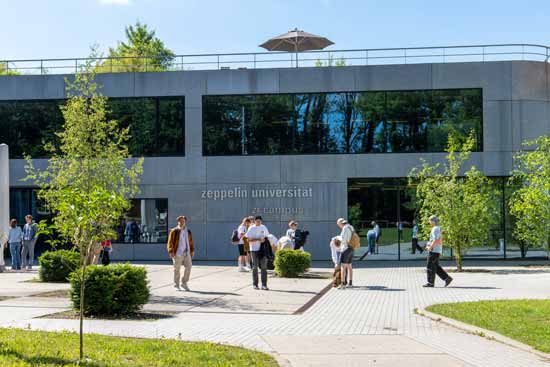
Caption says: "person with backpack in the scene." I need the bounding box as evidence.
[336,218,359,289]
[234,217,252,272]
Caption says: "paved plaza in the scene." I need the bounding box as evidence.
[0,261,549,366]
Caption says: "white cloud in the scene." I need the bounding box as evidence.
[98,0,130,5]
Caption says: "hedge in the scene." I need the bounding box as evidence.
[38,250,80,282]
[69,264,150,316]
[274,249,311,278]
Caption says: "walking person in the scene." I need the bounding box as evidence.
[21,215,38,270]
[336,218,354,289]
[423,215,453,288]
[236,217,252,272]
[7,219,23,271]
[167,216,195,291]
[100,240,112,266]
[411,220,423,254]
[372,221,381,254]
[246,216,270,290]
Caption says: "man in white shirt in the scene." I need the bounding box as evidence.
[245,216,270,290]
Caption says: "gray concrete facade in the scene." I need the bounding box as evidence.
[2,61,550,260]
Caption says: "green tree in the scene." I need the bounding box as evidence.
[409,131,498,271]
[99,21,175,72]
[0,61,20,75]
[25,55,143,360]
[509,136,550,257]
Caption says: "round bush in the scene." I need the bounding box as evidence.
[69,264,150,316]
[274,249,311,278]
[38,250,80,282]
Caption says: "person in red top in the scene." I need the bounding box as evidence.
[100,240,112,266]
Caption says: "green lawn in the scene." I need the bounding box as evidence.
[0,328,279,367]
[427,299,550,353]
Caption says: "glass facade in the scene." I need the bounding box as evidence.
[348,178,547,260]
[116,199,169,244]
[0,97,185,158]
[203,89,482,156]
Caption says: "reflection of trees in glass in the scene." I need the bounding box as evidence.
[2,97,184,158]
[203,89,482,156]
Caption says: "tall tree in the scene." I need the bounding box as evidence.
[409,131,498,271]
[26,55,143,360]
[100,21,175,72]
[509,136,550,257]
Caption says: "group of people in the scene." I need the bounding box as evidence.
[164,213,454,292]
[1,215,38,272]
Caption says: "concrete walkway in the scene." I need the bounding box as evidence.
[0,261,549,367]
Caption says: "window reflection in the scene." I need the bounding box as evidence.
[118,199,169,244]
[203,89,482,155]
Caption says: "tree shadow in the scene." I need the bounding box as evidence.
[352,285,405,292]
[0,345,104,367]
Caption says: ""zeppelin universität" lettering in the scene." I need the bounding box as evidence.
[201,186,313,201]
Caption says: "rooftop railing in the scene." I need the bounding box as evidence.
[1,44,549,75]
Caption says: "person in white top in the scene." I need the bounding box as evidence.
[336,218,355,289]
[330,236,342,267]
[286,220,297,248]
[236,217,252,272]
[245,216,270,290]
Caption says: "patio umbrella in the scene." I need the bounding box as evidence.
[259,28,334,67]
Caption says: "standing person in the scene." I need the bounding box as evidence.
[100,240,112,266]
[423,215,453,288]
[21,215,38,270]
[7,219,23,271]
[366,228,377,255]
[336,218,354,289]
[330,236,342,288]
[411,220,423,254]
[167,216,195,291]
[286,220,297,248]
[372,221,381,254]
[236,217,252,272]
[245,216,270,290]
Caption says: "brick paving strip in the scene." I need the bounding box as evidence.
[0,262,550,366]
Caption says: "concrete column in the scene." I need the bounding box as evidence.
[0,144,8,268]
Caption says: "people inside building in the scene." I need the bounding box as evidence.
[236,217,252,272]
[366,228,377,255]
[21,214,38,270]
[423,215,453,288]
[336,218,354,289]
[411,220,423,254]
[7,219,23,271]
[372,221,381,254]
[167,215,195,291]
[125,218,141,243]
[245,216,271,290]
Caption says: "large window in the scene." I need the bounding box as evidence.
[0,97,185,158]
[116,199,169,244]
[203,89,482,155]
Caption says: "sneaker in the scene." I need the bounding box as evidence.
[422,283,434,288]
[261,286,269,291]
[181,284,190,291]
[253,285,260,290]
[174,284,180,290]
[338,284,346,290]
[244,266,251,272]
[238,266,246,272]
[444,277,453,287]
[347,281,353,288]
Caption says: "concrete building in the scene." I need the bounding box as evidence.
[2,49,550,261]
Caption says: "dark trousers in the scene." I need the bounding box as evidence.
[412,238,423,254]
[426,252,449,285]
[100,249,110,266]
[250,251,268,287]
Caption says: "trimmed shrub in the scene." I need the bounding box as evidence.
[38,250,80,282]
[274,249,311,278]
[69,264,150,316]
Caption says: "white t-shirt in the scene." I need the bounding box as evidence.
[237,224,247,245]
[245,224,270,252]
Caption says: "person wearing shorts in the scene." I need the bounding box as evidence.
[336,218,355,289]
[237,217,252,272]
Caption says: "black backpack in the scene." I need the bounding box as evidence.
[231,230,240,244]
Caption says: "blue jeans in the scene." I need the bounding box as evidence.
[9,242,22,270]
[367,236,376,254]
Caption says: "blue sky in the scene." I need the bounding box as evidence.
[1,0,549,60]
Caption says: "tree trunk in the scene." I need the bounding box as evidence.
[454,244,463,272]
[79,241,92,360]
